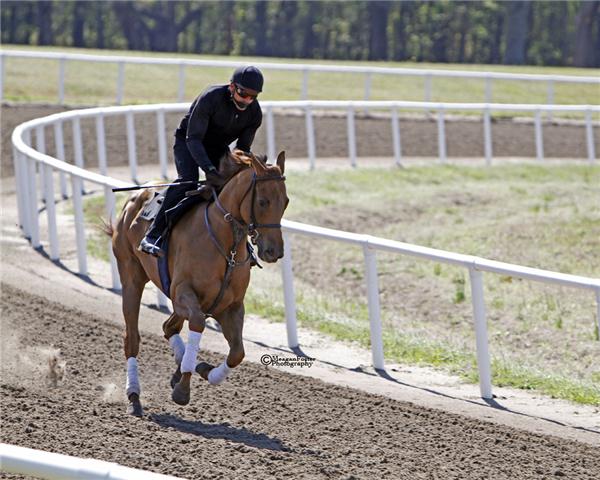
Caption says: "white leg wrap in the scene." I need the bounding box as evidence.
[169,334,185,366]
[208,360,231,385]
[125,357,140,397]
[180,331,202,374]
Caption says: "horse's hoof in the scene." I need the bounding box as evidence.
[195,362,214,381]
[127,394,143,417]
[170,367,182,389]
[171,382,190,406]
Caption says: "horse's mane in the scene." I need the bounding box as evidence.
[221,149,282,180]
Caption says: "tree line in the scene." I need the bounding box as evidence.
[2,1,599,67]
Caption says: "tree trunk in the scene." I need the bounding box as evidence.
[368,1,389,60]
[574,1,599,67]
[254,1,269,56]
[72,1,86,47]
[36,1,53,45]
[504,1,531,64]
[96,2,105,49]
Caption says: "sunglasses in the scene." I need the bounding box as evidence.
[234,84,258,100]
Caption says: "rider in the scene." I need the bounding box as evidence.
[139,65,264,257]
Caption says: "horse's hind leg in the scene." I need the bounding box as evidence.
[162,312,185,388]
[171,285,206,406]
[121,272,146,417]
[197,302,245,385]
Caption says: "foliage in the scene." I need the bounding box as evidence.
[2,1,598,67]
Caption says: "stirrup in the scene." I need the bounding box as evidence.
[138,237,165,258]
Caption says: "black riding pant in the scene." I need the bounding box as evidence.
[146,140,201,239]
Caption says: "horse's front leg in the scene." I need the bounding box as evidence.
[162,312,185,388]
[197,302,245,385]
[171,285,206,406]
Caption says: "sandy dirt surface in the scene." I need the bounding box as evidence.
[2,104,600,478]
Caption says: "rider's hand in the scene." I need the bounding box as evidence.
[206,168,226,188]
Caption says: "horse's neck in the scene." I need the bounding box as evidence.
[214,170,252,221]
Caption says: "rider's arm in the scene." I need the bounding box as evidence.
[185,96,216,174]
[236,107,263,153]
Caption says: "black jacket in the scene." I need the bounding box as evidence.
[175,84,262,173]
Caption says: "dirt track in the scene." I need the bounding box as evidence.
[2,283,599,479]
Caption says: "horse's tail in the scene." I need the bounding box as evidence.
[100,217,114,237]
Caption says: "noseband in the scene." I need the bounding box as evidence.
[203,170,285,315]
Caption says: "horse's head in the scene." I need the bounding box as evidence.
[240,151,288,263]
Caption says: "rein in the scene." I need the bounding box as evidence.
[204,171,285,315]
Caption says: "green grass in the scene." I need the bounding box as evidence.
[78,162,600,406]
[3,44,599,119]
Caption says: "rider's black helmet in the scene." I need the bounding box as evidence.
[231,66,264,93]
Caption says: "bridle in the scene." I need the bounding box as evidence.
[203,170,285,315]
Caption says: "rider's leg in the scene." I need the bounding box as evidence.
[139,141,199,257]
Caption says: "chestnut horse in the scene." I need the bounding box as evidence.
[108,150,288,416]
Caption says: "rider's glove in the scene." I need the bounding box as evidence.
[205,167,226,188]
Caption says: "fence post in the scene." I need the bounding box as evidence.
[391,107,402,167]
[71,176,88,276]
[437,108,447,164]
[116,62,125,105]
[53,121,68,199]
[468,266,492,399]
[484,76,492,104]
[347,105,357,168]
[26,156,40,248]
[546,80,554,121]
[156,109,168,179]
[585,109,596,164]
[58,58,66,105]
[13,147,28,234]
[424,73,432,103]
[281,231,299,349]
[126,111,138,184]
[42,164,59,261]
[72,117,85,194]
[301,69,309,100]
[266,106,276,163]
[305,105,316,170]
[104,185,121,291]
[483,107,492,166]
[363,244,385,370]
[178,63,186,102]
[534,109,544,162]
[95,113,107,176]
[35,125,46,203]
[596,288,600,342]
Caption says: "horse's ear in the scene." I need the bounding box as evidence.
[250,153,268,176]
[276,151,285,175]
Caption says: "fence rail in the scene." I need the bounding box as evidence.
[10,104,600,401]
[2,49,599,106]
[0,443,184,480]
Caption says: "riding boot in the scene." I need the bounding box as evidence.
[138,186,185,257]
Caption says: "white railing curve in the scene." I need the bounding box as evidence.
[11,104,600,402]
[2,49,600,106]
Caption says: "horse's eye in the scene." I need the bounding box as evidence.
[258,198,269,208]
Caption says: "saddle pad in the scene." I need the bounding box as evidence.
[140,191,164,221]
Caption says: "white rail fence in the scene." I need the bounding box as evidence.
[11,105,600,402]
[0,443,184,480]
[2,49,600,107]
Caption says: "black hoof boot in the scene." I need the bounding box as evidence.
[127,393,143,417]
